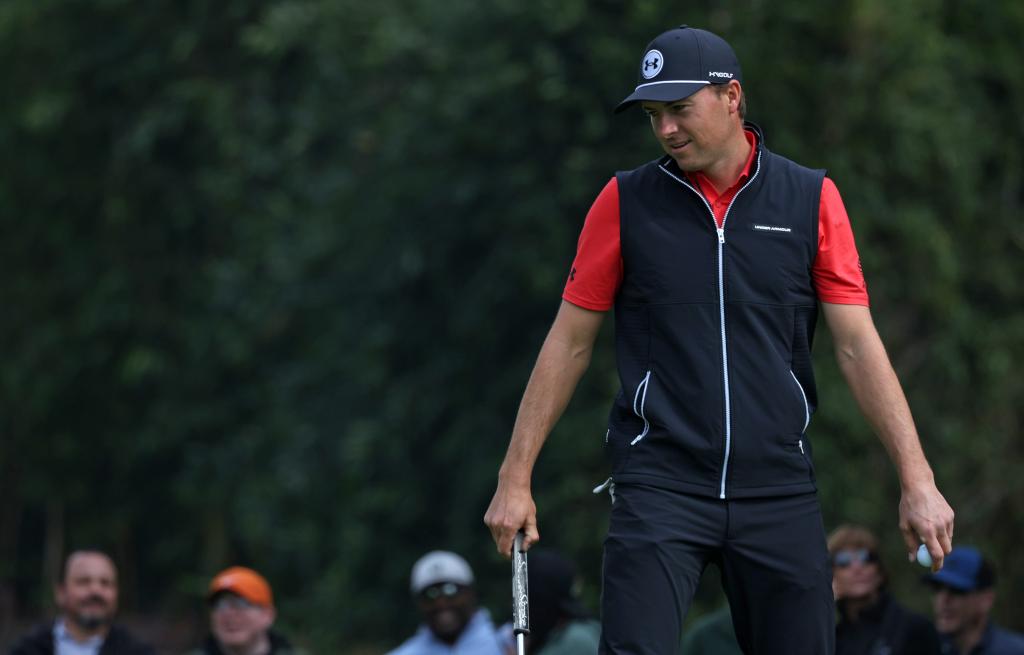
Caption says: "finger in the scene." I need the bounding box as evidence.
[522,515,540,551]
[899,521,919,562]
[938,526,953,557]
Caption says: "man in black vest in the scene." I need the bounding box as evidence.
[484,25,954,654]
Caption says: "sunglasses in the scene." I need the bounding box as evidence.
[831,549,878,569]
[420,582,463,601]
[211,595,259,611]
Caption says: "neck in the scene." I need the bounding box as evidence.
[701,123,752,192]
[62,617,110,643]
[840,591,880,623]
[953,620,988,655]
[221,634,271,655]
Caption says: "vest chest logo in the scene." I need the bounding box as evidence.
[752,224,792,233]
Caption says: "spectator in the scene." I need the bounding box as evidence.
[8,549,154,655]
[520,549,599,655]
[680,605,742,655]
[830,524,940,655]
[924,546,1024,655]
[387,551,504,655]
[187,566,304,655]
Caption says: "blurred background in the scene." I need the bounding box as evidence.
[1,0,1022,652]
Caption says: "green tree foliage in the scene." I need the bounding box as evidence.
[1,0,1022,651]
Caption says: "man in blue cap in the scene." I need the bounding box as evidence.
[925,546,1024,655]
[485,24,955,654]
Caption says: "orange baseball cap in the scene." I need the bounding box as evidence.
[207,566,274,607]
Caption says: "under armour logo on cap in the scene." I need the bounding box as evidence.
[641,50,663,79]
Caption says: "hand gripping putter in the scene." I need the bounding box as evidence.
[512,531,530,655]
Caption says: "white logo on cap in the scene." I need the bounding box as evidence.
[709,71,734,79]
[641,49,663,79]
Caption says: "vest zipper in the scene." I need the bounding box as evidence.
[659,150,763,499]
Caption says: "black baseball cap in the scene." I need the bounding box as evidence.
[615,25,743,113]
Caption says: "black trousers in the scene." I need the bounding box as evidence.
[599,484,835,655]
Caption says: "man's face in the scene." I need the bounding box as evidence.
[55,552,118,632]
[641,82,742,173]
[416,582,475,645]
[932,585,994,636]
[210,593,276,650]
[831,548,883,601]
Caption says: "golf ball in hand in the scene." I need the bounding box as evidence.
[916,544,932,567]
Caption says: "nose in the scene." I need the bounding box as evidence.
[653,114,677,139]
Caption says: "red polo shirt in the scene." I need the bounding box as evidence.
[563,130,869,310]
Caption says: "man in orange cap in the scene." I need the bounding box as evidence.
[187,566,305,655]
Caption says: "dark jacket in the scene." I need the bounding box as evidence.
[609,123,824,499]
[836,592,941,655]
[8,623,154,655]
[187,631,303,655]
[939,621,1024,655]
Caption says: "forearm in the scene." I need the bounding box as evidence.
[498,328,594,486]
[833,330,933,489]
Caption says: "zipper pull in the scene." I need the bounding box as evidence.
[798,439,805,455]
[592,477,613,494]
[717,227,725,244]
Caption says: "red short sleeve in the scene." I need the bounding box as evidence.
[813,177,870,305]
[562,178,623,311]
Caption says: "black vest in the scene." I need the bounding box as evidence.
[606,124,824,499]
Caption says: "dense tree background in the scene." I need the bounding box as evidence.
[1,0,1021,652]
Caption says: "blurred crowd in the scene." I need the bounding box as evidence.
[7,527,1023,655]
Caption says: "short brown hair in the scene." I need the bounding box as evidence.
[713,83,747,120]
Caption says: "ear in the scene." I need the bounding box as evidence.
[725,80,743,114]
[977,590,996,614]
[260,606,277,630]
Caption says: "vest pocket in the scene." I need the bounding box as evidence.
[789,370,810,433]
[630,370,652,446]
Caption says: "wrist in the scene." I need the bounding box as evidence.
[498,464,533,488]
[899,467,935,493]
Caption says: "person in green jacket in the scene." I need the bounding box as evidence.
[680,605,743,655]
[500,549,600,655]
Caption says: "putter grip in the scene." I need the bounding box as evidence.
[512,531,530,635]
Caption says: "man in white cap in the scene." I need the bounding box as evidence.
[386,551,504,655]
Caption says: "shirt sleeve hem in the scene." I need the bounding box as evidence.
[561,292,613,312]
[817,292,870,307]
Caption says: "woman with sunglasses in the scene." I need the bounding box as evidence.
[830,524,941,655]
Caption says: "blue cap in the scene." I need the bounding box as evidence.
[924,546,993,592]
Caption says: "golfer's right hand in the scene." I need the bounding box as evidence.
[484,479,539,558]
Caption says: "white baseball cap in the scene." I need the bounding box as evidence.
[410,551,474,594]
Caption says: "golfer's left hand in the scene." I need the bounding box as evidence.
[898,481,954,572]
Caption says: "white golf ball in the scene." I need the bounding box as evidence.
[916,544,932,567]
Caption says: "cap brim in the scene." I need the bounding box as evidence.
[614,81,711,113]
[923,570,975,592]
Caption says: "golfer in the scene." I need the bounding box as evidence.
[484,25,954,654]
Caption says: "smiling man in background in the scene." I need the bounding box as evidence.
[387,551,504,655]
[8,549,154,655]
[188,566,304,655]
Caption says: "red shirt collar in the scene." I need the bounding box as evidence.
[688,128,759,200]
